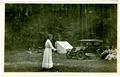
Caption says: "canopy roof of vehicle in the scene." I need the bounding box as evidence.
[79,39,103,42]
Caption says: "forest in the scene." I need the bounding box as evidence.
[5,4,117,50]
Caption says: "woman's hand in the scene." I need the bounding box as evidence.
[54,49,57,51]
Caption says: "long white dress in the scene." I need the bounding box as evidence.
[42,39,56,69]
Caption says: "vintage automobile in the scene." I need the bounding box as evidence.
[66,39,104,59]
[66,47,84,59]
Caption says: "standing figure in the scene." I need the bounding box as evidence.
[42,34,56,69]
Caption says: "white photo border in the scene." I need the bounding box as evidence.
[0,0,119,77]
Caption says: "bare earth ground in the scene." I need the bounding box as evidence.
[4,49,117,72]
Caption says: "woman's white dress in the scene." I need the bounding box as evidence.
[42,39,56,69]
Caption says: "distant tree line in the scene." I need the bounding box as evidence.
[5,4,117,50]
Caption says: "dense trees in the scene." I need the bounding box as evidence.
[5,4,117,50]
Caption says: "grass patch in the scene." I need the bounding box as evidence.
[4,50,117,72]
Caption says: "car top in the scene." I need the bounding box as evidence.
[79,39,103,42]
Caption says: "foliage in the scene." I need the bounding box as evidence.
[5,4,117,50]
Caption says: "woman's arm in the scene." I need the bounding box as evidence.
[48,40,56,51]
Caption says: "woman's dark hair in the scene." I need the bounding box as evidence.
[109,46,113,49]
[46,34,53,40]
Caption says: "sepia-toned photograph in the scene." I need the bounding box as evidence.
[4,4,117,72]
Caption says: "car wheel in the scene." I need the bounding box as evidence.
[77,50,84,59]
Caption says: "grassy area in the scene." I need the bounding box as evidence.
[4,50,117,72]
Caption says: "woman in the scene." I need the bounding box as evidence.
[105,46,117,60]
[100,48,110,59]
[42,34,56,69]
